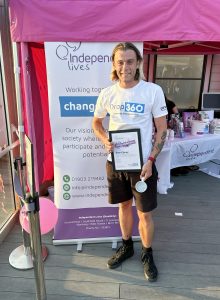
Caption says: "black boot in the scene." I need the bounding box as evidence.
[141,247,158,282]
[107,239,134,269]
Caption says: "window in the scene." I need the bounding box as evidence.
[0,51,16,230]
[155,55,204,109]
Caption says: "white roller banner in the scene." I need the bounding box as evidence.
[45,42,142,243]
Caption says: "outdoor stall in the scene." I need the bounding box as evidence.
[8,0,220,245]
[4,1,220,298]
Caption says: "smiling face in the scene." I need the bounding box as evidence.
[113,49,140,88]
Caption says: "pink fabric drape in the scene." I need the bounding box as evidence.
[27,43,54,185]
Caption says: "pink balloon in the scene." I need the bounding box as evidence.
[19,197,58,235]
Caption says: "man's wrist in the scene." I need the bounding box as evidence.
[148,156,156,163]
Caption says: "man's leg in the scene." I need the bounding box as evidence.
[137,210,158,282]
[107,199,134,269]
[137,210,154,247]
[119,199,133,240]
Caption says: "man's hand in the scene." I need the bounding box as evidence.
[105,140,114,153]
[92,117,114,153]
[140,160,153,181]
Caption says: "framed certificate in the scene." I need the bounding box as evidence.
[109,129,143,172]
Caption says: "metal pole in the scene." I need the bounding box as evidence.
[9,42,33,270]
[10,42,47,299]
[12,42,26,191]
[20,42,40,192]
[26,193,47,300]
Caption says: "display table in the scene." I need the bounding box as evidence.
[156,133,220,194]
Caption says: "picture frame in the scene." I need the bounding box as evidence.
[109,129,143,172]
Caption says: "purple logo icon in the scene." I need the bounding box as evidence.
[56,42,81,60]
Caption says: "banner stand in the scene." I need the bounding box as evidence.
[75,240,118,253]
[54,236,141,252]
[77,240,119,252]
[45,42,143,245]
[77,241,117,253]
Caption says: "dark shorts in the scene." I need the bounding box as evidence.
[106,161,158,212]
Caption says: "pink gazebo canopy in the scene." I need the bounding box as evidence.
[9,0,220,43]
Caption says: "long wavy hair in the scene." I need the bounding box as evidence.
[111,42,143,81]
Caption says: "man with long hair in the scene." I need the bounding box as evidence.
[92,42,167,281]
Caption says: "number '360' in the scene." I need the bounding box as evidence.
[125,102,144,113]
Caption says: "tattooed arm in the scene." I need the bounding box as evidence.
[140,115,167,180]
[92,117,113,153]
[150,115,167,160]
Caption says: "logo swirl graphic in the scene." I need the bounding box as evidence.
[183,144,198,158]
[56,42,81,60]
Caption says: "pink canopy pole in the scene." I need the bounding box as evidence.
[20,42,39,193]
